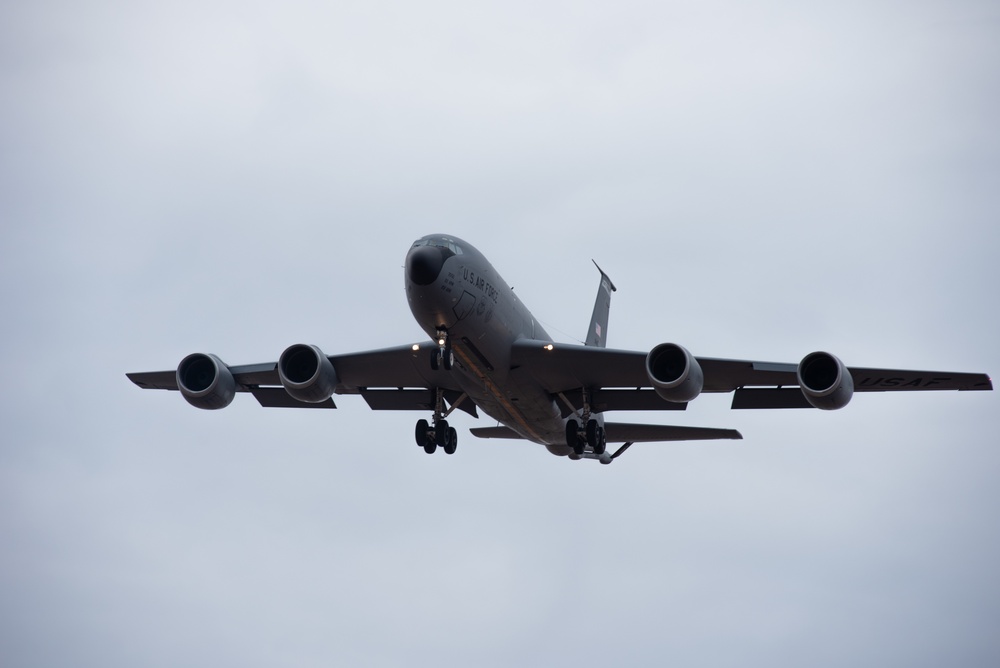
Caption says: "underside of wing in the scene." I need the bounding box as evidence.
[127,341,465,410]
[511,338,992,411]
[510,339,800,395]
[849,368,992,392]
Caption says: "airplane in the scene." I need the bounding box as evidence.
[128,233,993,464]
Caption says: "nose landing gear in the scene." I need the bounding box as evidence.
[429,329,453,371]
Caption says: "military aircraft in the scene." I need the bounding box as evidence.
[128,234,993,464]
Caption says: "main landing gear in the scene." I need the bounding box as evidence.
[562,386,607,458]
[415,418,457,454]
[429,328,453,371]
[565,418,607,456]
[414,386,461,455]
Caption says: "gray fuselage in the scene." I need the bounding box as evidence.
[404,234,572,454]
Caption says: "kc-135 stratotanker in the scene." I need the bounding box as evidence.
[128,234,993,464]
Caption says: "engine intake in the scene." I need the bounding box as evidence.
[646,343,703,403]
[797,351,853,410]
[176,353,236,410]
[278,344,338,403]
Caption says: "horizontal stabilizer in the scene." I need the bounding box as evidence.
[604,422,742,443]
[470,423,742,443]
[470,426,525,440]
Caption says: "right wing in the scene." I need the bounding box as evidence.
[127,342,476,414]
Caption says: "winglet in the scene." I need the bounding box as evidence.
[586,260,617,348]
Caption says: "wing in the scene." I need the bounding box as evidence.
[510,339,992,411]
[127,342,477,415]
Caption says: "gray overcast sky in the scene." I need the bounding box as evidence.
[2,1,998,666]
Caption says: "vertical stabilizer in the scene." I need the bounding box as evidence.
[586,260,617,348]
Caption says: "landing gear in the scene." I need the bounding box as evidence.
[414,388,460,455]
[415,419,430,447]
[430,329,453,371]
[586,419,607,456]
[566,416,606,457]
[444,427,458,455]
[566,419,585,456]
[562,387,607,459]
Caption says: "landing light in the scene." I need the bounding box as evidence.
[412,344,420,351]
[438,338,446,346]
[544,344,554,351]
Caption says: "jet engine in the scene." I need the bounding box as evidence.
[278,344,338,403]
[176,353,236,410]
[797,351,854,410]
[646,343,704,403]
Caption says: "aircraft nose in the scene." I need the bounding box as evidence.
[406,245,444,286]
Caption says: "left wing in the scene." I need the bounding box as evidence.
[510,339,992,411]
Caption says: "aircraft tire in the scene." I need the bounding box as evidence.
[444,427,457,455]
[423,440,437,454]
[430,348,439,371]
[415,419,430,447]
[586,419,600,449]
[566,419,584,456]
[565,419,578,448]
[436,419,450,447]
[595,427,607,456]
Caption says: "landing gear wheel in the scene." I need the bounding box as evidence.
[444,427,458,455]
[435,419,450,447]
[423,440,437,454]
[566,419,584,456]
[586,420,607,455]
[430,346,454,371]
[415,419,430,448]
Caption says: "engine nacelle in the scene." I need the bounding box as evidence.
[645,343,704,403]
[278,343,338,403]
[176,353,236,410]
[797,351,854,410]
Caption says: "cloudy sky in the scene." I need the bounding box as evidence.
[2,1,998,666]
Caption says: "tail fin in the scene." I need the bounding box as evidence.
[586,260,617,348]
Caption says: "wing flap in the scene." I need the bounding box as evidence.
[251,387,336,409]
[126,370,178,391]
[330,343,462,391]
[510,339,800,393]
[557,389,687,417]
[359,389,478,416]
[732,388,812,409]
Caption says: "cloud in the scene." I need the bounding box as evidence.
[2,1,998,666]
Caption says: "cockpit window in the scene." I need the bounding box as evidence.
[412,238,464,255]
